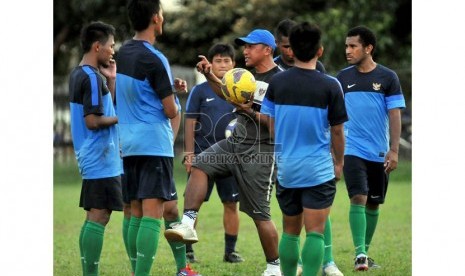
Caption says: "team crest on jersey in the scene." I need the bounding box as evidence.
[372,82,381,91]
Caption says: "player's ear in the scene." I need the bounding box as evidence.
[316,46,324,58]
[92,41,100,52]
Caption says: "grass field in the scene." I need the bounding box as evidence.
[54,158,411,276]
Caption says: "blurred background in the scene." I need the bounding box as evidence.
[53,0,412,163]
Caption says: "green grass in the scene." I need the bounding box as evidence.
[54,158,411,276]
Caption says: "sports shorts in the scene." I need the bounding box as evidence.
[343,155,389,204]
[187,172,239,203]
[192,139,275,220]
[276,179,336,216]
[79,176,123,211]
[123,155,177,201]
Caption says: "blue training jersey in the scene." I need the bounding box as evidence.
[185,82,236,153]
[261,67,348,188]
[116,40,180,157]
[69,65,122,179]
[336,64,406,162]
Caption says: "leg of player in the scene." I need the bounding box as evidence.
[164,167,209,243]
[163,200,190,273]
[254,219,281,276]
[81,208,111,276]
[349,194,369,271]
[365,202,380,268]
[301,207,330,276]
[279,214,302,276]
[322,216,344,276]
[223,201,244,263]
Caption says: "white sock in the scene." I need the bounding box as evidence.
[182,210,197,228]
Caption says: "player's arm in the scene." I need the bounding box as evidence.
[99,59,116,100]
[384,108,402,173]
[330,123,345,181]
[162,95,179,119]
[170,112,181,141]
[84,114,118,130]
[267,116,275,139]
[183,118,197,172]
[196,55,226,100]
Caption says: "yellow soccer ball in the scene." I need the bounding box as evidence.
[221,68,256,104]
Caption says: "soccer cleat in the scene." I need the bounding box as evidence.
[322,262,344,276]
[367,257,381,269]
[296,263,303,276]
[164,222,198,244]
[354,254,369,271]
[177,263,202,276]
[223,251,244,263]
[186,251,199,263]
[262,268,282,276]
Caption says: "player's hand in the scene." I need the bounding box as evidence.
[174,78,188,94]
[182,153,195,173]
[384,149,398,173]
[99,59,116,80]
[196,55,212,75]
[229,94,255,114]
[334,163,343,182]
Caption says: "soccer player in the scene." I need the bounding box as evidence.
[165,29,283,276]
[261,22,347,276]
[115,0,199,275]
[336,26,406,271]
[274,18,344,276]
[68,21,123,276]
[274,18,326,73]
[183,43,244,264]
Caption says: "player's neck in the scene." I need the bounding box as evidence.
[133,28,156,45]
[79,54,98,69]
[294,58,317,70]
[255,57,277,73]
[356,58,376,73]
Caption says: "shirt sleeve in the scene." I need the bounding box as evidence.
[261,82,275,117]
[185,84,202,119]
[328,79,348,126]
[82,72,103,117]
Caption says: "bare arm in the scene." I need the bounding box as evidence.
[162,95,179,119]
[99,59,116,101]
[330,123,345,181]
[183,118,197,172]
[384,108,402,173]
[170,112,181,141]
[197,55,226,100]
[267,116,275,139]
[84,114,118,130]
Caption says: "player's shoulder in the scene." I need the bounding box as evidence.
[375,64,399,78]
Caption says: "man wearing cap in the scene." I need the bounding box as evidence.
[165,29,283,276]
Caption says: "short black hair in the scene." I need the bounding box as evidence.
[347,25,377,54]
[207,43,235,61]
[80,21,115,53]
[289,22,321,62]
[275,18,297,42]
[127,0,161,31]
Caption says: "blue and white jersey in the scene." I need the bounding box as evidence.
[336,64,406,162]
[116,40,180,157]
[261,67,347,188]
[185,82,236,153]
[69,65,122,179]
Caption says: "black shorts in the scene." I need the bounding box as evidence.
[343,155,389,204]
[123,156,177,201]
[187,173,239,203]
[79,176,123,211]
[276,179,336,216]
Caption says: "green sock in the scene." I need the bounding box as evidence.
[323,216,334,265]
[79,220,88,275]
[122,217,130,259]
[365,208,380,253]
[165,219,186,271]
[279,232,300,276]
[349,204,366,256]
[301,232,324,276]
[82,221,105,276]
[128,216,141,273]
[135,217,161,276]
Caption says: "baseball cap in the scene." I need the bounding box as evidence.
[235,29,276,50]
